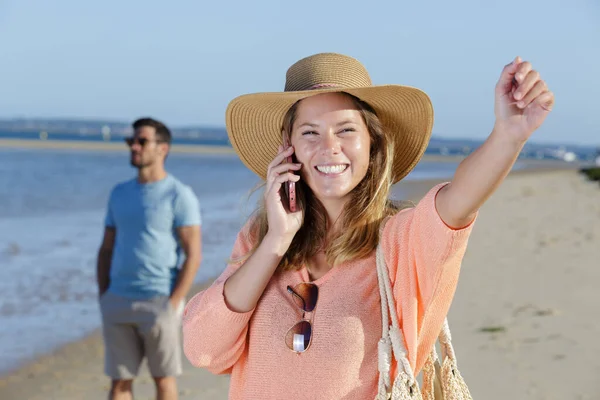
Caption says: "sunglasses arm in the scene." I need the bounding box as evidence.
[286,286,307,311]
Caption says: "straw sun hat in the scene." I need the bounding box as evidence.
[225,53,434,183]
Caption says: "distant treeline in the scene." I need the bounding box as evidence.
[0,119,228,139]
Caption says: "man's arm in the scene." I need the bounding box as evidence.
[96,227,116,296]
[170,225,202,307]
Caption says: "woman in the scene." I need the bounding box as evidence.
[182,53,554,399]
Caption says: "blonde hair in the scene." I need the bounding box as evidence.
[239,93,412,270]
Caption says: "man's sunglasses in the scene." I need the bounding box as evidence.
[124,137,165,147]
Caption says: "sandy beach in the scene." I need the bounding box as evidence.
[1,167,598,399]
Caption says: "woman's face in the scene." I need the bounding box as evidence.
[290,92,371,204]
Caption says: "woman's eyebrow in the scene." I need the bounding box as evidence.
[296,122,320,129]
[335,119,357,127]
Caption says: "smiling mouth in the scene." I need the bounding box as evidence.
[314,164,349,175]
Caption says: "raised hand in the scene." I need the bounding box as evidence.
[494,56,555,143]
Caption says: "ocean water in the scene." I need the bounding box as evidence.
[0,147,461,375]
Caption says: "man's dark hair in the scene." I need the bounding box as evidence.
[132,117,172,144]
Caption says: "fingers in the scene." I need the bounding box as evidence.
[267,162,301,182]
[267,145,295,173]
[267,144,301,178]
[496,56,521,94]
[497,56,552,111]
[534,90,555,112]
[512,66,537,100]
[265,172,301,200]
[510,61,551,110]
[516,79,547,109]
[513,61,532,86]
[265,144,302,197]
[274,172,301,185]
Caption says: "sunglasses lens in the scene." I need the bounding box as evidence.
[125,137,149,147]
[285,320,312,353]
[290,283,318,312]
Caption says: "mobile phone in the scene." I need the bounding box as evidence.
[282,134,297,212]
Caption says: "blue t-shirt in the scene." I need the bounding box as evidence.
[104,174,201,299]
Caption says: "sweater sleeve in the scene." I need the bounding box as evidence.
[381,183,476,374]
[182,220,256,374]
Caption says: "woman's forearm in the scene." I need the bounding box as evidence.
[436,125,525,228]
[223,233,290,313]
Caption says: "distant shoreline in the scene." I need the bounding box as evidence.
[0,138,237,155]
[0,138,583,169]
[0,138,472,163]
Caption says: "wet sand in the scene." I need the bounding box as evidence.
[1,167,598,399]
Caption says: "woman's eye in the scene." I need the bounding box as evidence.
[301,131,317,136]
[340,127,355,133]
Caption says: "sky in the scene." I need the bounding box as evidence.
[0,0,598,145]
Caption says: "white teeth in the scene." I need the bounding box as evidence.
[316,165,347,174]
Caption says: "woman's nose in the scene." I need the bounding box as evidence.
[320,133,341,155]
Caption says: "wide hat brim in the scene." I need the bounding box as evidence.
[225,84,433,184]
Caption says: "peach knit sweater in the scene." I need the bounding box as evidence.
[182,183,475,399]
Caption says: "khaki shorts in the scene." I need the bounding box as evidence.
[99,291,185,379]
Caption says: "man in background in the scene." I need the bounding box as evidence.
[96,117,202,400]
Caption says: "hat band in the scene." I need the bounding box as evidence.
[306,83,341,90]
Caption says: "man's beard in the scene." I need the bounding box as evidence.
[130,153,152,168]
